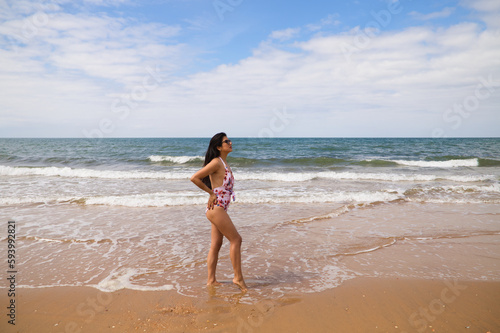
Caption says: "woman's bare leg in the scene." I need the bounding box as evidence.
[207,223,223,286]
[206,207,248,291]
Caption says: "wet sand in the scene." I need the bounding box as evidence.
[2,277,499,333]
[2,202,499,332]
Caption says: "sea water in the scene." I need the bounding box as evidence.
[1,138,499,301]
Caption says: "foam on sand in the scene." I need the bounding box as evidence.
[95,267,175,292]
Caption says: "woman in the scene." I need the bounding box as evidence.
[190,133,248,291]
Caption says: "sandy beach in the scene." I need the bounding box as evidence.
[2,201,500,332]
[2,277,499,333]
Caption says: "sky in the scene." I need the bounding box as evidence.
[0,0,499,138]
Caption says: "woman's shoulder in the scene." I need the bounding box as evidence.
[207,157,223,168]
[209,156,222,163]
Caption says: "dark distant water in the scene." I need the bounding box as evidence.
[1,137,500,168]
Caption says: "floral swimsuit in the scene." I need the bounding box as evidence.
[207,157,235,212]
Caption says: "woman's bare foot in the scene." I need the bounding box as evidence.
[233,278,248,292]
[207,280,222,286]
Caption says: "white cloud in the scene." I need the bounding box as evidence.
[142,21,500,137]
[0,2,187,137]
[461,0,500,12]
[268,14,343,45]
[81,0,130,5]
[410,7,455,20]
[35,13,183,83]
[306,14,341,32]
[461,0,500,28]
[269,28,301,41]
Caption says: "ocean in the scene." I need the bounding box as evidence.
[1,137,499,301]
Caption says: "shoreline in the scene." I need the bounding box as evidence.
[2,277,499,332]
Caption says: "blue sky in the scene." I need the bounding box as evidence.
[0,0,499,137]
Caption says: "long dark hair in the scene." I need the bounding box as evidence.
[202,132,227,189]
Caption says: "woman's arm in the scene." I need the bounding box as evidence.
[190,159,220,209]
[190,158,219,194]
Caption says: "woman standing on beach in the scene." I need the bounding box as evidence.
[190,133,248,292]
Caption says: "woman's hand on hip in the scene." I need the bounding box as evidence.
[207,193,217,210]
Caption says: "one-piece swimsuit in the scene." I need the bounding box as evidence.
[206,157,235,212]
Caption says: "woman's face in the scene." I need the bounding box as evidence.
[220,136,232,153]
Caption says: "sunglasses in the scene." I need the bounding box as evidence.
[222,139,232,144]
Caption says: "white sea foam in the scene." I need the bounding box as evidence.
[308,265,357,293]
[237,190,402,204]
[3,182,499,207]
[1,165,495,182]
[238,171,494,182]
[27,236,65,243]
[0,165,191,179]
[289,205,355,224]
[95,268,174,292]
[21,235,114,244]
[408,197,500,204]
[83,190,497,206]
[0,196,77,205]
[454,184,500,193]
[0,193,204,207]
[409,184,500,195]
[0,190,403,207]
[149,155,203,163]
[340,238,398,256]
[85,192,206,207]
[390,158,479,168]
